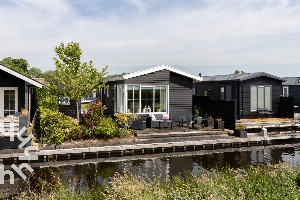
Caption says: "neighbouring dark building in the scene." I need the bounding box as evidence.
[193,72,285,119]
[282,77,300,106]
[99,65,202,120]
[0,64,43,121]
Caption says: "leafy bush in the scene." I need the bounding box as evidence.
[114,113,139,128]
[192,105,203,118]
[235,124,246,131]
[96,117,117,138]
[37,84,59,110]
[82,98,107,135]
[39,108,82,144]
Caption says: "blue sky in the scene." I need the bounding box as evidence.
[0,0,299,77]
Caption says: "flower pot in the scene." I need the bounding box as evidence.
[164,119,167,122]
[203,119,214,127]
[234,130,247,138]
[214,121,224,129]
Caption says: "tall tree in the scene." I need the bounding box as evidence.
[0,57,31,77]
[43,70,59,83]
[53,42,108,120]
[28,67,44,78]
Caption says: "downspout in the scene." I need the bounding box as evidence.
[241,85,244,117]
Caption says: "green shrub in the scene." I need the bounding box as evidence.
[96,117,117,138]
[82,98,107,135]
[37,83,59,110]
[39,108,82,144]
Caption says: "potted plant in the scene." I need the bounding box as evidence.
[155,103,161,112]
[163,116,168,122]
[214,117,224,129]
[234,124,247,138]
[193,106,203,124]
[203,116,214,127]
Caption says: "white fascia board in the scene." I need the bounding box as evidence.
[0,64,43,88]
[123,65,203,81]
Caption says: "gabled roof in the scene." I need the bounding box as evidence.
[282,77,300,85]
[0,64,44,88]
[200,72,284,82]
[108,65,202,82]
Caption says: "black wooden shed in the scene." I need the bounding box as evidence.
[99,65,202,120]
[0,64,43,120]
[193,72,285,119]
[282,77,300,106]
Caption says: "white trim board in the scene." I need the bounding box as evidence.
[123,65,203,81]
[0,64,43,88]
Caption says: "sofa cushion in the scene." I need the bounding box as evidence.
[149,114,156,120]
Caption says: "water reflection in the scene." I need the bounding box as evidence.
[2,143,300,198]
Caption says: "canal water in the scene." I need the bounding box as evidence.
[2,142,300,197]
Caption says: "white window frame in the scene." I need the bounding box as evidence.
[283,86,289,97]
[123,84,169,114]
[250,85,272,112]
[0,87,18,117]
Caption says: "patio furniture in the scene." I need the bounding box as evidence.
[146,114,172,128]
[177,111,192,128]
[130,116,147,130]
[159,120,172,130]
[256,108,273,119]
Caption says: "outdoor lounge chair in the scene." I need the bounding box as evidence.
[177,111,192,128]
[146,114,172,128]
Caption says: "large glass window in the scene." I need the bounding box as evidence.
[127,86,140,113]
[251,86,271,111]
[141,86,153,113]
[155,86,166,112]
[125,85,167,113]
[117,85,124,113]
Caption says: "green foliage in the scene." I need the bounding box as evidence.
[39,108,82,145]
[43,69,59,83]
[235,123,246,131]
[82,98,107,135]
[96,117,117,138]
[192,105,203,118]
[0,57,31,77]
[37,83,59,110]
[28,67,44,78]
[215,116,222,122]
[234,70,246,74]
[114,112,138,128]
[53,41,108,120]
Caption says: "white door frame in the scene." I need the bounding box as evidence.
[0,87,18,117]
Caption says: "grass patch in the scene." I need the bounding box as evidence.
[13,163,300,199]
[81,103,88,110]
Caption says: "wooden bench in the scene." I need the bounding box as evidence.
[256,108,273,119]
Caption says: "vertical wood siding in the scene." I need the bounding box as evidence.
[240,77,282,117]
[169,72,193,120]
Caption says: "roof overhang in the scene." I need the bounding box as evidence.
[123,65,202,81]
[0,64,44,88]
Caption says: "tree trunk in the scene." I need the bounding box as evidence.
[76,101,79,121]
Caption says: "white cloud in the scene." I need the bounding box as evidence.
[0,0,299,75]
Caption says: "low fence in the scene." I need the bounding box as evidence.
[279,97,294,119]
[193,96,236,130]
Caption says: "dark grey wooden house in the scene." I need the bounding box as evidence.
[282,77,300,106]
[100,65,202,120]
[193,72,285,119]
[0,64,43,120]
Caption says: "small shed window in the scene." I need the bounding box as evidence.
[203,91,208,96]
[283,87,289,97]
